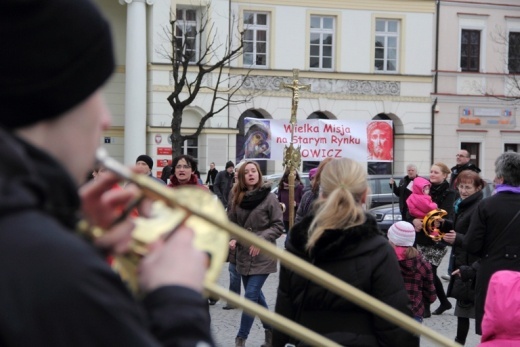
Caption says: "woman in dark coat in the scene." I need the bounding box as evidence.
[277,170,304,232]
[273,158,418,347]
[463,152,520,335]
[411,162,457,316]
[295,158,333,224]
[443,170,485,345]
[228,160,284,347]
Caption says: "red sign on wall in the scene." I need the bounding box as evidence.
[157,147,172,155]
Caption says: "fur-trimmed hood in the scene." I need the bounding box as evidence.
[286,213,384,261]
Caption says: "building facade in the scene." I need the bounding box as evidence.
[434,0,520,179]
[96,0,438,178]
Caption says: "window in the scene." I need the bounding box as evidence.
[461,142,480,168]
[460,30,480,72]
[309,16,334,70]
[508,32,520,74]
[181,137,198,159]
[243,12,269,67]
[505,143,518,152]
[374,19,399,72]
[175,9,199,63]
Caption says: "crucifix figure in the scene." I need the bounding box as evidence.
[279,69,311,231]
[281,69,311,124]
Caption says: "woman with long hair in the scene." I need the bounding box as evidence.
[411,162,457,317]
[228,161,284,347]
[273,158,418,347]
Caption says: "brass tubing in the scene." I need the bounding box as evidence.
[97,149,460,347]
[211,223,459,347]
[206,284,341,347]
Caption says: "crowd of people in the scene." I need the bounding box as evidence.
[3,1,520,346]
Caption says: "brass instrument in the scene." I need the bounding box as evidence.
[423,209,448,242]
[279,202,286,213]
[92,148,460,347]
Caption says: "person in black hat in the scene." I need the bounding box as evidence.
[0,1,213,346]
[214,161,235,208]
[135,154,166,184]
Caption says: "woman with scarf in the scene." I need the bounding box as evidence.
[274,158,418,347]
[228,161,284,347]
[464,152,520,335]
[168,154,206,188]
[411,162,456,317]
[442,170,485,345]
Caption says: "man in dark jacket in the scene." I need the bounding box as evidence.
[205,162,218,192]
[135,154,166,184]
[389,164,418,220]
[214,161,235,207]
[450,149,481,189]
[0,1,213,346]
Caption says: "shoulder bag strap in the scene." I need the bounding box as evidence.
[486,209,520,252]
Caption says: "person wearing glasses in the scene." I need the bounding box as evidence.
[445,150,481,282]
[450,150,481,190]
[168,154,206,188]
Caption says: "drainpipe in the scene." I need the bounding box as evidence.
[431,0,440,165]
[431,98,437,165]
[434,0,440,94]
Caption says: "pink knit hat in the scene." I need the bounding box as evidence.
[387,221,416,247]
[309,168,318,180]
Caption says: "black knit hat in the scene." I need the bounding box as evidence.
[136,155,154,170]
[0,0,115,129]
[225,161,235,169]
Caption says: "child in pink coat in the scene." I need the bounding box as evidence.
[406,176,438,219]
[478,270,520,346]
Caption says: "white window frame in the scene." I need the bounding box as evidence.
[309,15,335,71]
[243,11,269,68]
[374,19,400,73]
[175,8,199,63]
[457,15,487,73]
[181,137,199,158]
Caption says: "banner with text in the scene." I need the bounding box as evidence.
[241,118,393,163]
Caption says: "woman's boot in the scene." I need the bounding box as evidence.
[424,303,431,318]
[455,337,465,345]
[260,329,272,347]
[235,336,246,347]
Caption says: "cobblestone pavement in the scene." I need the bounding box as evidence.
[209,237,480,347]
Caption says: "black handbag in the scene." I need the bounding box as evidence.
[447,276,474,302]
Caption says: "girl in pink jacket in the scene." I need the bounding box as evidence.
[406,176,438,219]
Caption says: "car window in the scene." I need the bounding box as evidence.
[379,179,393,195]
[368,179,377,194]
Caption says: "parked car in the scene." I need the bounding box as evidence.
[367,175,403,208]
[267,174,401,208]
[370,178,495,234]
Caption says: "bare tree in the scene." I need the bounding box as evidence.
[486,27,520,102]
[166,4,252,157]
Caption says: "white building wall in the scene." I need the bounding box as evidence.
[96,0,437,176]
[435,0,520,180]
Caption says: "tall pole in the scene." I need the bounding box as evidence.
[281,69,310,230]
